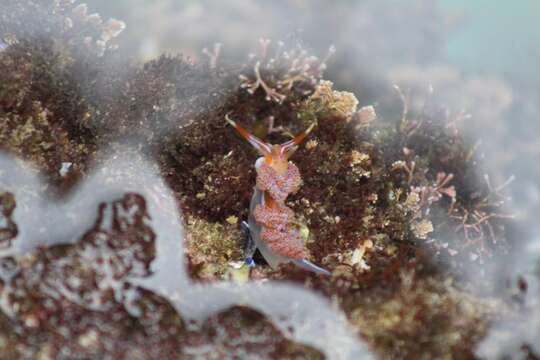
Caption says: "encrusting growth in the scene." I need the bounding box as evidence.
[226,114,329,274]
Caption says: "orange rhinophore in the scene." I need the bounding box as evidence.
[226,114,329,275]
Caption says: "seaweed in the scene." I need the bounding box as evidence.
[0,1,522,358]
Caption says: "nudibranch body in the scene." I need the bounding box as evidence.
[226,114,329,275]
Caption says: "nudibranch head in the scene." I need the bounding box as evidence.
[225,114,315,174]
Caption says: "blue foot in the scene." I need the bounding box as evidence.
[245,257,256,267]
[241,220,257,261]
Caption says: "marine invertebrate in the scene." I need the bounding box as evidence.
[225,114,329,275]
[0,0,523,356]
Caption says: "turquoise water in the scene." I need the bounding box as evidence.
[441,0,540,84]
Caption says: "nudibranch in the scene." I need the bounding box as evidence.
[226,114,330,275]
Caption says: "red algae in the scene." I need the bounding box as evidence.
[0,0,530,358]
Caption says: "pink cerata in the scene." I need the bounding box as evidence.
[226,114,330,275]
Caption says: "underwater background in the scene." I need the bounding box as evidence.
[1,0,539,359]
